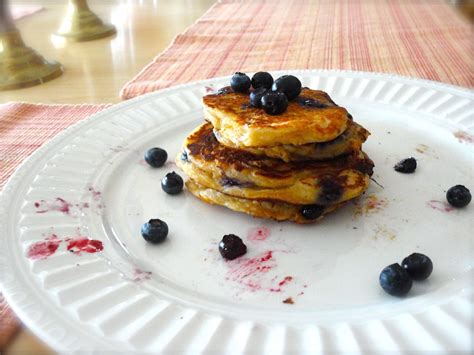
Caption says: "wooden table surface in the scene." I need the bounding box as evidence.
[2,0,214,353]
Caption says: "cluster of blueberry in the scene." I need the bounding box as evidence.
[140,147,184,244]
[142,146,249,261]
[383,157,470,296]
[139,76,471,297]
[394,157,471,208]
[142,146,248,261]
[230,72,303,115]
[379,253,433,296]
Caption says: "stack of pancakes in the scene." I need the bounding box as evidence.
[176,86,374,223]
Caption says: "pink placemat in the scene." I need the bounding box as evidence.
[121,0,473,100]
[0,297,19,350]
[0,103,110,191]
[0,103,109,347]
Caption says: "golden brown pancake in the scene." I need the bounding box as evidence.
[214,119,370,162]
[176,123,374,205]
[186,179,348,224]
[203,87,350,147]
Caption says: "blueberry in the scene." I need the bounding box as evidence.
[251,72,273,90]
[401,253,433,281]
[261,92,288,115]
[319,179,343,204]
[141,219,168,244]
[249,87,268,108]
[379,263,413,296]
[144,147,167,168]
[230,72,251,93]
[272,75,302,100]
[161,171,184,195]
[394,157,417,173]
[355,159,375,176]
[216,86,233,95]
[180,150,189,162]
[300,204,325,220]
[301,98,327,108]
[446,185,471,208]
[219,234,247,260]
[220,176,244,187]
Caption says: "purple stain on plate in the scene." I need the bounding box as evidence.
[454,131,474,144]
[132,268,152,281]
[247,226,271,241]
[427,200,455,212]
[34,198,72,215]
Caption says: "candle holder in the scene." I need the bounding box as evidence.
[0,0,63,91]
[55,0,116,42]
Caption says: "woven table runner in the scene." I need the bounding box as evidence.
[121,0,473,100]
[0,103,110,190]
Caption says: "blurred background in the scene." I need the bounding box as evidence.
[1,0,215,104]
[1,0,472,104]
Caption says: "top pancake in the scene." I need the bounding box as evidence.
[203,87,350,147]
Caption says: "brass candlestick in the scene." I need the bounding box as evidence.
[55,0,116,41]
[0,0,63,91]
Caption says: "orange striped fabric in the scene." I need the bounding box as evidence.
[0,297,20,349]
[121,0,473,99]
[0,103,110,190]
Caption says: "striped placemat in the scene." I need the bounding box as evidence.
[0,297,19,349]
[0,103,110,191]
[120,0,473,100]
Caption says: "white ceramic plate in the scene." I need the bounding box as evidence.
[1,71,473,353]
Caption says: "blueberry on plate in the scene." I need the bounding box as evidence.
[300,204,325,220]
[394,157,417,173]
[161,171,184,195]
[379,263,413,296]
[251,71,274,90]
[446,185,471,208]
[249,87,268,108]
[261,91,288,115]
[230,72,251,93]
[272,75,302,100]
[144,147,167,168]
[141,219,168,244]
[219,234,247,260]
[401,253,433,281]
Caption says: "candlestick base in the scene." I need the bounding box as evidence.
[0,30,63,91]
[55,1,116,42]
